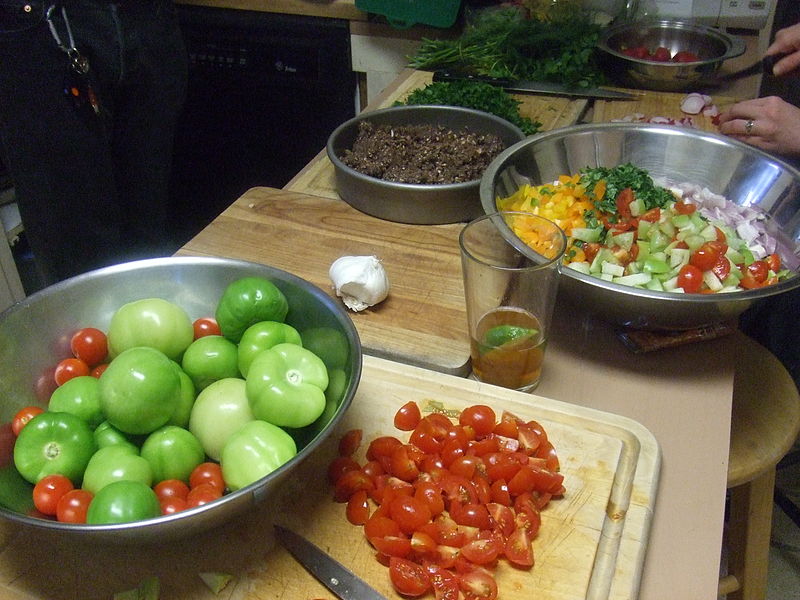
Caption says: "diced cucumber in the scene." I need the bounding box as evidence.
[571,227,602,243]
[629,197,646,217]
[659,220,677,238]
[590,248,618,273]
[566,261,591,274]
[637,220,652,239]
[663,275,680,291]
[636,240,650,261]
[599,273,614,281]
[725,246,745,265]
[601,262,625,277]
[610,231,635,251]
[613,272,652,287]
[700,223,718,241]
[671,214,691,229]
[740,247,755,266]
[702,269,723,291]
[684,234,706,251]
[648,229,670,252]
[669,247,690,269]
[642,256,670,274]
[645,278,664,291]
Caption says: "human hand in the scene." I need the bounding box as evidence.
[767,22,800,76]
[717,96,800,157]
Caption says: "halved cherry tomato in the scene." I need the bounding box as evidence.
[338,428,362,457]
[615,187,635,219]
[346,489,370,525]
[766,253,781,272]
[673,201,696,215]
[395,401,422,431]
[459,567,498,600]
[389,557,431,597]
[504,526,534,567]
[746,260,769,284]
[690,242,722,271]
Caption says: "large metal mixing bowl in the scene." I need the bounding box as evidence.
[480,123,800,330]
[596,19,746,91]
[0,256,362,543]
[327,105,526,225]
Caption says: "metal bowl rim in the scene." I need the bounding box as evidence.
[480,122,800,304]
[326,104,527,191]
[0,255,363,535]
[596,18,745,65]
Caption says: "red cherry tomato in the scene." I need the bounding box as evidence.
[458,405,496,437]
[189,462,225,491]
[746,260,769,284]
[677,264,703,293]
[90,363,109,378]
[55,489,93,523]
[186,482,222,508]
[338,428,363,457]
[672,50,700,62]
[689,242,722,271]
[389,557,431,597]
[33,474,74,516]
[54,357,90,386]
[192,317,221,339]
[70,327,108,367]
[154,479,191,501]
[12,405,44,436]
[394,401,422,431]
[160,496,189,515]
[651,46,671,61]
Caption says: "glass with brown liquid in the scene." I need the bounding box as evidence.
[460,212,566,392]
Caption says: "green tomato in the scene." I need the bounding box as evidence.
[181,335,240,391]
[189,378,254,461]
[99,347,181,435]
[238,321,302,377]
[86,480,161,524]
[215,277,289,343]
[140,425,204,484]
[47,375,103,428]
[167,362,196,428]
[94,420,139,454]
[220,420,297,492]
[82,445,153,494]
[13,411,96,484]
[300,327,350,370]
[107,297,194,360]
[246,343,328,429]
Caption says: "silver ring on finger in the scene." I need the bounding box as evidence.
[745,119,755,135]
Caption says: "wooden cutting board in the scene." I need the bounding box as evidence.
[0,355,660,600]
[286,69,588,200]
[592,89,738,133]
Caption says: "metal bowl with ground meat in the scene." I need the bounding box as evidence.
[327,105,527,225]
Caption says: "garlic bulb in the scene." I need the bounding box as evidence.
[329,255,390,312]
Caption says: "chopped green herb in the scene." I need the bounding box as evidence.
[398,80,540,135]
[579,163,675,214]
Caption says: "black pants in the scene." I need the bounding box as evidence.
[0,0,187,286]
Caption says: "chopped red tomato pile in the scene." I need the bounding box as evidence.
[329,402,565,599]
[621,45,700,62]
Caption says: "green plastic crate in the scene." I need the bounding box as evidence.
[355,0,462,29]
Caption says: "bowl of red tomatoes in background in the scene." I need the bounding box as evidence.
[596,19,746,91]
[480,122,800,330]
[0,256,362,543]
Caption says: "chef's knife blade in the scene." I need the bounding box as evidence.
[273,524,388,600]
[432,70,636,100]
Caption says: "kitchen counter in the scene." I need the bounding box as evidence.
[0,67,768,599]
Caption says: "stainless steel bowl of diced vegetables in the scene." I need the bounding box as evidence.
[480,122,800,330]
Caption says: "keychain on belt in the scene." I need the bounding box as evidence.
[46,4,104,118]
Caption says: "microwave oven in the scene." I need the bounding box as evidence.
[645,0,775,29]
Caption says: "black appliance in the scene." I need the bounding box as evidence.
[170,6,357,243]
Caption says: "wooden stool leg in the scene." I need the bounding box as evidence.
[726,468,776,600]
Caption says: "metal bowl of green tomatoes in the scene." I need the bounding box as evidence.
[0,256,362,543]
